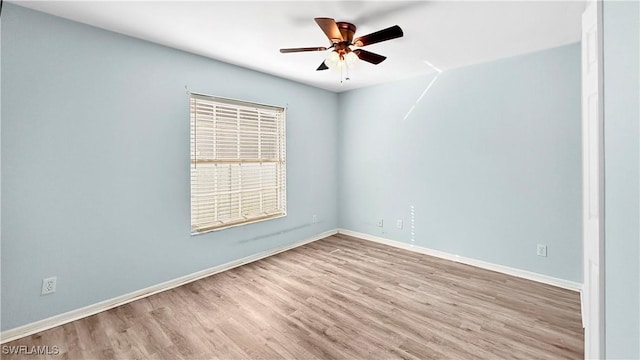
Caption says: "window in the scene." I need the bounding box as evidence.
[190,94,286,234]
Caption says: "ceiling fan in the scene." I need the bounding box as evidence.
[280,18,404,71]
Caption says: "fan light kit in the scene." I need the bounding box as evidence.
[325,51,359,70]
[280,18,403,83]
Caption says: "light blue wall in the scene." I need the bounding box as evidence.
[603,1,640,357]
[1,4,338,331]
[338,43,582,282]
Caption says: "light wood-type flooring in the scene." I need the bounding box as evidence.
[3,234,583,359]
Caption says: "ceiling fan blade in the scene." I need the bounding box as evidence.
[353,49,387,65]
[280,47,327,53]
[314,17,343,43]
[353,25,403,47]
[316,62,329,71]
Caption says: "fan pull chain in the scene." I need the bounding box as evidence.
[339,62,351,86]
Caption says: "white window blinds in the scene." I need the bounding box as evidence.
[190,94,286,234]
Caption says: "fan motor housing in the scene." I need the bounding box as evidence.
[336,22,357,44]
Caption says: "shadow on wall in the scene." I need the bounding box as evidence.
[237,223,314,244]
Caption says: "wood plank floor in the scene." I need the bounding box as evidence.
[3,234,583,359]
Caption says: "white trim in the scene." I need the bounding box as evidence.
[337,229,582,292]
[580,289,586,328]
[0,229,338,344]
[581,1,605,357]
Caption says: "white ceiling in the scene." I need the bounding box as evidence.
[11,1,586,93]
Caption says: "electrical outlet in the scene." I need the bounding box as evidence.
[396,219,403,229]
[41,277,56,295]
[377,219,384,227]
[312,215,317,224]
[537,244,548,257]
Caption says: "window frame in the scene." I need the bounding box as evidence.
[189,93,286,234]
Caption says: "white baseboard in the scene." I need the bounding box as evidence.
[0,229,338,344]
[337,229,582,292]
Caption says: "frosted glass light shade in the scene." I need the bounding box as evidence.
[325,51,340,69]
[345,52,358,67]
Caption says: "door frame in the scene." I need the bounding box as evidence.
[581,0,605,358]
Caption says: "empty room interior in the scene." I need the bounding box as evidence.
[1,1,638,359]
